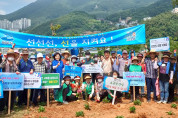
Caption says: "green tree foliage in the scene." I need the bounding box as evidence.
[106,0,172,23]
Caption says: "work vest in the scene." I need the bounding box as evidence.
[83,81,93,94]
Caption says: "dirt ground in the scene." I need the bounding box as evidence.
[1,95,178,118]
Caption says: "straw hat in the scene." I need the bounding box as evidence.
[22,49,29,55]
[162,55,170,58]
[84,75,92,79]
[146,49,158,56]
[7,49,15,55]
[169,56,176,60]
[132,57,139,62]
[162,51,172,56]
[62,50,71,57]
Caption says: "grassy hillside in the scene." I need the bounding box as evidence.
[106,0,173,22]
[0,0,159,26]
[28,11,114,36]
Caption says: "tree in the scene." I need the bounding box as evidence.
[172,0,178,8]
[50,23,61,36]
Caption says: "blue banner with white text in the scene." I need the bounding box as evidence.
[0,24,145,48]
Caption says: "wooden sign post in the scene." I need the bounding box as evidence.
[112,90,117,105]
[47,88,49,107]
[8,90,11,115]
[27,89,30,108]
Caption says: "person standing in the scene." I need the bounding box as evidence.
[61,50,70,65]
[32,53,47,106]
[52,52,64,100]
[0,49,20,111]
[168,56,177,102]
[128,57,142,102]
[17,49,34,106]
[137,53,146,96]
[116,50,131,78]
[157,55,173,104]
[143,50,159,102]
[102,50,113,76]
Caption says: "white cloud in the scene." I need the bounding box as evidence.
[0,10,6,15]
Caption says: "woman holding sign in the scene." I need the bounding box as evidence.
[128,57,142,102]
[107,71,123,102]
[0,49,20,111]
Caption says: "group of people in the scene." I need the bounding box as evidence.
[0,47,178,112]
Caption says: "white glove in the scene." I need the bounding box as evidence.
[89,94,92,99]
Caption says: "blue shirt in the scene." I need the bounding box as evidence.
[52,60,64,79]
[19,59,34,72]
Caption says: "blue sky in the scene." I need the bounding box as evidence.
[0,0,36,15]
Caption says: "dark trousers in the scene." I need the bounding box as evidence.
[146,78,157,100]
[82,92,95,100]
[108,91,123,100]
[130,86,139,98]
[63,88,77,102]
[32,89,46,105]
[0,91,16,111]
[18,90,27,106]
[99,91,108,101]
[168,80,178,102]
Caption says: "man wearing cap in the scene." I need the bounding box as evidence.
[62,50,71,65]
[102,50,113,76]
[0,49,20,111]
[116,50,131,78]
[142,49,159,102]
[69,55,82,66]
[55,75,77,104]
[111,51,117,62]
[95,74,107,102]
[128,57,142,102]
[30,55,36,63]
[82,74,95,100]
[84,51,94,64]
[157,54,174,104]
[168,56,177,102]
[17,49,34,106]
[45,54,52,73]
[32,53,47,106]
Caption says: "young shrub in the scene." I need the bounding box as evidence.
[166,111,175,115]
[171,104,177,109]
[130,106,136,113]
[116,115,124,118]
[38,105,45,113]
[102,97,110,103]
[84,103,90,110]
[134,100,142,106]
[76,111,84,117]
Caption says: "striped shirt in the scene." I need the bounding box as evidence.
[145,58,157,79]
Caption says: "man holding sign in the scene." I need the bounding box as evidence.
[17,49,34,106]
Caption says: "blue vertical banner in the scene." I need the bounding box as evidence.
[0,73,24,91]
[0,81,3,98]
[0,24,145,48]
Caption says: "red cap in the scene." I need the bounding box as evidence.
[46,56,50,61]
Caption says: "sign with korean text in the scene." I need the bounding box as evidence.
[42,73,60,89]
[82,64,103,73]
[23,73,42,89]
[150,37,170,52]
[103,76,130,92]
[0,25,145,48]
[123,72,145,86]
[0,73,24,91]
[0,81,3,98]
[64,66,82,78]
